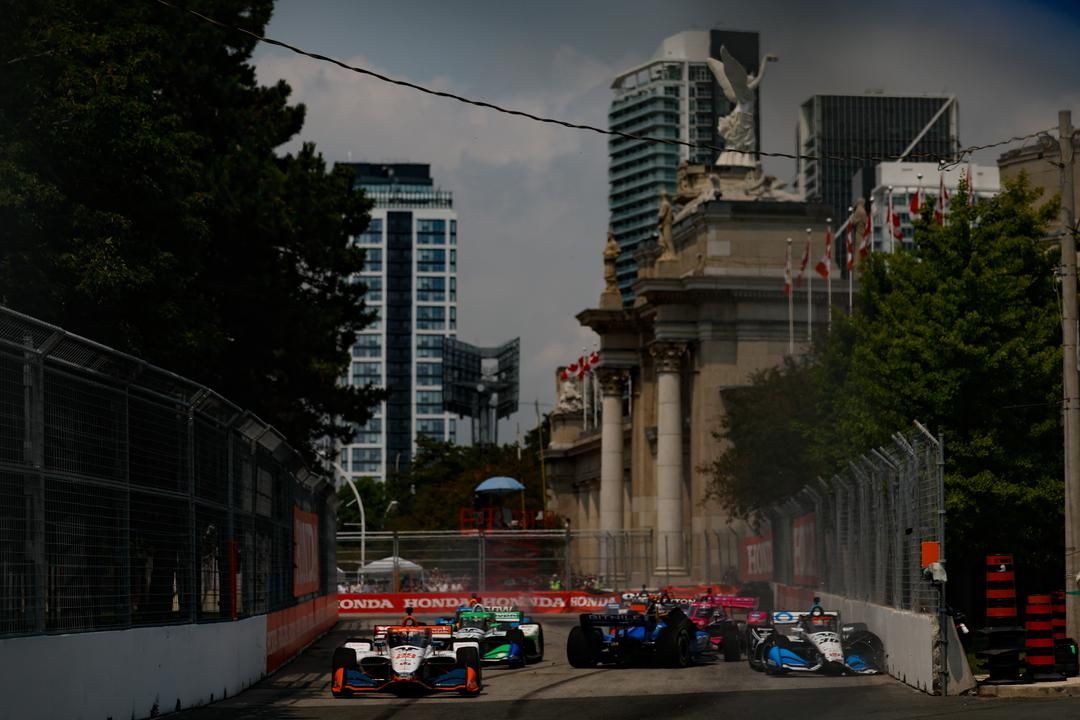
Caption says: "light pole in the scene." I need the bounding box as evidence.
[342,476,366,587]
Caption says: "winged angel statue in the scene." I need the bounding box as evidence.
[706,47,778,166]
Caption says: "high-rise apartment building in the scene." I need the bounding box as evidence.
[336,163,458,484]
[796,94,960,224]
[609,30,760,305]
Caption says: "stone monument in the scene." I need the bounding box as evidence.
[600,227,622,310]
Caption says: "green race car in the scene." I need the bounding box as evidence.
[437,605,545,667]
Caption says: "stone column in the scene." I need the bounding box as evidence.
[596,368,627,584]
[650,341,687,574]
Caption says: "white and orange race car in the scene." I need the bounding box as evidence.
[331,621,483,697]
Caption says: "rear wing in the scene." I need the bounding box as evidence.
[580,612,644,628]
[770,610,839,626]
[372,624,453,640]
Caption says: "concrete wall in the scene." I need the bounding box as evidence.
[0,617,266,720]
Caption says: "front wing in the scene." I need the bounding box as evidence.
[332,664,480,695]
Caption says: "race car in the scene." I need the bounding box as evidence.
[565,595,709,668]
[436,604,545,667]
[685,595,757,662]
[330,623,483,697]
[759,605,885,676]
[745,610,775,671]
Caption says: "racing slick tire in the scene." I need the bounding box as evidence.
[721,623,741,662]
[526,625,545,664]
[566,625,599,668]
[456,647,483,696]
[658,619,693,668]
[331,647,358,698]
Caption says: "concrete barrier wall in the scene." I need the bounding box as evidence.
[0,617,266,720]
[772,583,942,694]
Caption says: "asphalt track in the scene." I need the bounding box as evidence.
[174,616,1080,720]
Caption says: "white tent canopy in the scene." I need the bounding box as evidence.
[358,556,424,576]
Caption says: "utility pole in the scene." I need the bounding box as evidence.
[1058,109,1080,640]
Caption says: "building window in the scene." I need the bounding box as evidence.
[416,418,445,438]
[416,362,442,386]
[363,247,383,272]
[416,305,445,329]
[417,248,445,272]
[449,249,457,272]
[358,275,382,302]
[450,220,457,246]
[416,275,446,302]
[350,447,381,474]
[416,334,444,358]
[352,361,382,385]
[352,334,381,358]
[689,64,710,82]
[449,306,456,330]
[450,276,457,301]
[416,390,443,414]
[416,218,446,245]
[355,218,383,245]
[352,417,382,444]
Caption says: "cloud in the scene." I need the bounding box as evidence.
[255,46,617,432]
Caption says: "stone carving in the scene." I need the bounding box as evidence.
[657,190,674,259]
[603,227,619,292]
[673,162,718,223]
[648,342,687,374]
[706,46,777,167]
[849,198,869,240]
[594,367,627,397]
[553,373,583,414]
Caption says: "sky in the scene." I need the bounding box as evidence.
[251,0,1080,440]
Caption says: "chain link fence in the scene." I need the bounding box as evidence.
[763,425,945,613]
[336,529,654,592]
[0,306,336,638]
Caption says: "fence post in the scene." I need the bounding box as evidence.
[563,527,572,591]
[23,337,46,633]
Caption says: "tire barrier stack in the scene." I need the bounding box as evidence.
[976,554,1025,685]
[1023,594,1062,682]
[1052,591,1067,641]
[1051,591,1079,679]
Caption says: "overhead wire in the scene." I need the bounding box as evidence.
[152,0,1051,171]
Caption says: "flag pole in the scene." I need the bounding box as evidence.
[806,227,812,342]
[826,218,833,332]
[847,207,854,314]
[787,238,794,354]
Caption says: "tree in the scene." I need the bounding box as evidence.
[0,0,384,458]
[703,175,1063,592]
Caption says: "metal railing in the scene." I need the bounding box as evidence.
[0,306,336,638]
[764,425,945,613]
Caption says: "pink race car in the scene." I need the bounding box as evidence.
[686,595,758,662]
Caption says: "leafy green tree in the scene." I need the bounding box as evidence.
[0,0,383,457]
[704,175,1063,591]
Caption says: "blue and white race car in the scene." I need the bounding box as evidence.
[565,594,712,668]
[759,605,884,676]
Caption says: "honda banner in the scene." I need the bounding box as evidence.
[292,507,320,597]
[739,534,774,582]
[792,513,817,586]
[338,591,622,615]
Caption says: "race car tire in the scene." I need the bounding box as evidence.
[332,647,358,672]
[456,647,483,696]
[845,630,885,671]
[566,626,598,668]
[658,620,693,668]
[721,623,741,662]
[506,629,527,668]
[526,625,545,663]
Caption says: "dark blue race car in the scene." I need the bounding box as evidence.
[566,597,711,668]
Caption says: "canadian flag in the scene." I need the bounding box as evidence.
[845,226,855,272]
[796,233,811,287]
[909,187,921,215]
[815,228,832,279]
[858,205,873,259]
[784,243,793,296]
[886,193,902,241]
[559,369,569,381]
[588,350,599,368]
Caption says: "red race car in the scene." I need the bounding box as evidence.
[685,594,758,662]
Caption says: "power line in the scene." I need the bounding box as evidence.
[153,0,1048,171]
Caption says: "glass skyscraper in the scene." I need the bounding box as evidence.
[336,163,458,484]
[608,30,760,305]
[796,95,960,225]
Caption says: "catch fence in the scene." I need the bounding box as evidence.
[758,425,945,613]
[336,529,655,592]
[0,306,336,638]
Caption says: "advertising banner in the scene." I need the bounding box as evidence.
[792,513,817,586]
[338,591,622,615]
[292,507,320,598]
[739,534,774,582]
